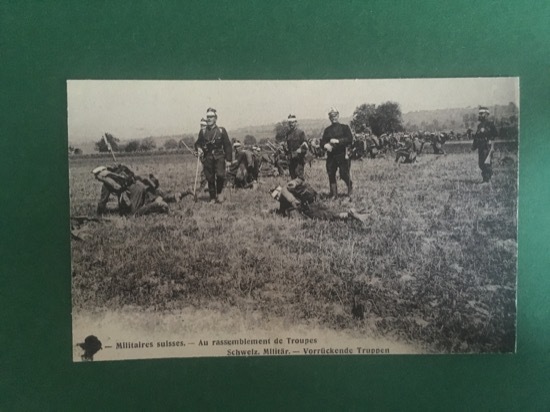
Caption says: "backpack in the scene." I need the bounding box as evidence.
[287,179,317,205]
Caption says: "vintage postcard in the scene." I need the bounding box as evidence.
[68,78,518,361]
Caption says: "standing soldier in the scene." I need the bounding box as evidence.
[320,107,354,197]
[284,114,308,180]
[197,118,208,192]
[195,108,233,202]
[472,106,498,182]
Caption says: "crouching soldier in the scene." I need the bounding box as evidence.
[270,178,368,223]
[230,142,260,189]
[93,164,136,215]
[92,165,190,216]
[395,135,417,164]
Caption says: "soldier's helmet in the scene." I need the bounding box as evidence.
[270,186,283,201]
[479,106,490,115]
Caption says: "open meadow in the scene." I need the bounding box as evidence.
[70,147,517,354]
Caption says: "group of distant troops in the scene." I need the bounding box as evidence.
[349,130,453,162]
[90,106,498,221]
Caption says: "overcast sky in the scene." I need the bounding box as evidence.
[68,78,519,142]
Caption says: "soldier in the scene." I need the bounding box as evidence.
[320,107,354,197]
[270,178,367,223]
[284,114,308,180]
[366,133,380,159]
[395,135,417,164]
[432,132,446,154]
[194,108,233,203]
[230,142,259,188]
[92,166,189,216]
[93,163,136,214]
[250,146,262,182]
[197,118,208,192]
[472,106,498,182]
[412,134,425,155]
[273,142,289,176]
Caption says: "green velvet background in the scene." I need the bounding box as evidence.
[1,1,549,410]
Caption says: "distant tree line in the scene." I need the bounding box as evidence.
[350,102,404,136]
[95,134,158,153]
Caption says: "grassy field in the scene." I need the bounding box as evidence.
[70,150,517,353]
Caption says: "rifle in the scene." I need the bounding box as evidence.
[266,141,278,152]
[103,133,117,162]
[264,142,276,153]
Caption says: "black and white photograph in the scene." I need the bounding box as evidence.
[68,78,518,361]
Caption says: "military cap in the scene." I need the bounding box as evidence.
[328,107,339,115]
[92,166,107,175]
[288,114,297,121]
[200,118,207,126]
[478,106,490,115]
[206,107,217,117]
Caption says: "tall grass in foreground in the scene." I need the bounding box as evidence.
[70,152,517,352]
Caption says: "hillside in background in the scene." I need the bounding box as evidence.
[403,103,519,133]
[69,103,518,154]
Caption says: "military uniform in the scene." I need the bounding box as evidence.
[94,165,184,216]
[395,137,417,163]
[472,118,498,182]
[274,179,365,222]
[231,148,259,188]
[195,125,233,200]
[119,180,169,216]
[285,127,307,180]
[94,164,136,214]
[432,134,445,154]
[320,121,354,196]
